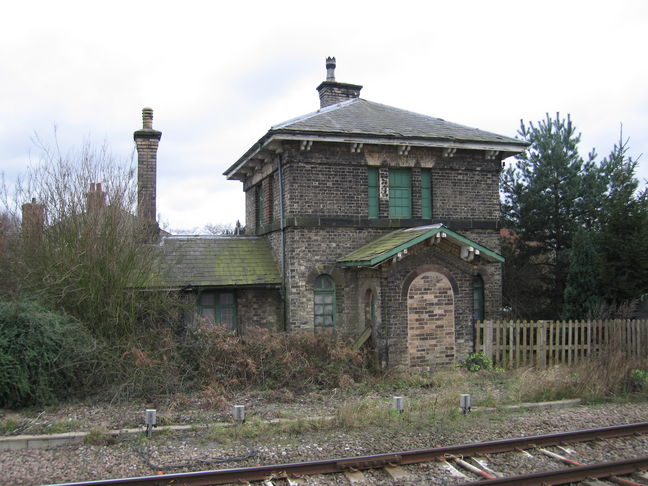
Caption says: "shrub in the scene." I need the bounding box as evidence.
[0,300,97,408]
[459,352,493,372]
[180,326,369,393]
[629,369,648,392]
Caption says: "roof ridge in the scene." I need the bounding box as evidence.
[271,98,360,130]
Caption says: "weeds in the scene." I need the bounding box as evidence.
[629,369,648,392]
[0,419,19,435]
[84,427,116,446]
[48,420,83,434]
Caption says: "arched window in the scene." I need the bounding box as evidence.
[364,288,376,325]
[473,274,485,322]
[314,275,335,327]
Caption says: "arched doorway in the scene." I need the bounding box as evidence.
[407,271,455,368]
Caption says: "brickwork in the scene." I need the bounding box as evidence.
[237,288,283,334]
[282,227,386,332]
[432,167,501,221]
[379,240,478,366]
[411,167,422,219]
[245,189,255,233]
[134,108,161,223]
[317,82,362,108]
[407,272,455,368]
[239,139,504,367]
[263,177,273,224]
[281,144,368,218]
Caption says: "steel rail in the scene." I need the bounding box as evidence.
[455,456,648,486]
[46,421,648,486]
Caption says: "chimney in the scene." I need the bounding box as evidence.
[134,107,162,223]
[86,182,106,212]
[316,57,363,108]
[21,198,45,239]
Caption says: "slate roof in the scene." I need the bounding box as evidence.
[271,98,521,144]
[225,98,528,178]
[338,224,504,267]
[149,236,281,289]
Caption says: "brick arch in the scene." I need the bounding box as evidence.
[305,265,343,289]
[406,271,455,368]
[472,264,491,285]
[401,264,458,299]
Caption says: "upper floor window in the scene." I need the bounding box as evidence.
[266,178,273,223]
[314,274,335,327]
[255,183,263,232]
[421,169,432,218]
[389,169,412,218]
[198,291,237,331]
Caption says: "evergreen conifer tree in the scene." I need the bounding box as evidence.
[597,135,648,306]
[502,113,601,318]
[562,228,603,319]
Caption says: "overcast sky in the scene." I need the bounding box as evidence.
[1,0,647,232]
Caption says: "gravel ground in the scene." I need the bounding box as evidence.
[1,395,647,485]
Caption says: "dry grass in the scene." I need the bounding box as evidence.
[484,352,648,403]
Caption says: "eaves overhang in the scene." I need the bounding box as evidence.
[224,131,528,181]
[338,224,504,267]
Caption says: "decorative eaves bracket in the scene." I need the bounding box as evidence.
[398,145,411,156]
[443,148,457,158]
[350,143,364,153]
[460,245,480,262]
[300,140,313,151]
[485,150,500,160]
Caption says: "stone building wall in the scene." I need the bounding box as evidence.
[282,226,386,332]
[236,288,283,334]
[239,140,504,366]
[379,241,478,367]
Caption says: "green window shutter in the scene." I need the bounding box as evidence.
[368,167,379,218]
[421,169,432,219]
[389,169,412,218]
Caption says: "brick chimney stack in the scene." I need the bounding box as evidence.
[21,198,45,239]
[316,57,363,108]
[86,182,106,212]
[134,108,162,223]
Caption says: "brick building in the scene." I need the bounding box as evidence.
[144,58,527,369]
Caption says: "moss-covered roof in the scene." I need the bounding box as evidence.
[148,236,281,288]
[338,224,504,267]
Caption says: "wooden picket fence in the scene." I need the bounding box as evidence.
[475,319,648,368]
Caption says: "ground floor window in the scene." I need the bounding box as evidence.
[473,275,484,322]
[198,291,236,330]
[314,275,335,327]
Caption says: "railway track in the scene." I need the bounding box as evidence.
[48,422,648,486]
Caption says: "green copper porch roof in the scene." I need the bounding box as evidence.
[149,236,281,288]
[338,224,504,267]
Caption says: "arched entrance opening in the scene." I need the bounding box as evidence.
[407,271,455,368]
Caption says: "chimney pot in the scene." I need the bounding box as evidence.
[325,56,336,81]
[142,107,154,129]
[87,182,106,211]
